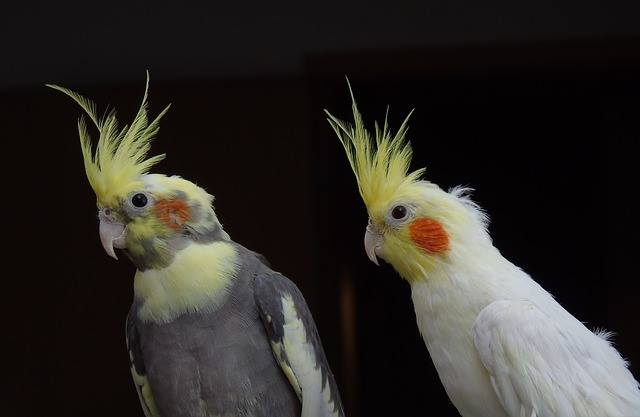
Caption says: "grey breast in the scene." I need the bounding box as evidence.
[134,247,301,417]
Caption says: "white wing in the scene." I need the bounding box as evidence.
[473,300,640,417]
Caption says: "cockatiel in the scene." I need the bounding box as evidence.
[326,86,640,417]
[48,75,344,417]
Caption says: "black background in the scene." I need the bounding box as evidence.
[4,2,640,417]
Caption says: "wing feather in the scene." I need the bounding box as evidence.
[126,309,160,417]
[473,300,640,417]
[254,273,345,417]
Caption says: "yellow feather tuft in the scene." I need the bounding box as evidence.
[47,71,171,207]
[325,80,425,211]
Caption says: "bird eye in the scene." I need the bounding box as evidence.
[391,205,408,220]
[131,193,148,208]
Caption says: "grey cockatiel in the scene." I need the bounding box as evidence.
[49,75,344,417]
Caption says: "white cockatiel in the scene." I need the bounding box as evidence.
[326,86,640,417]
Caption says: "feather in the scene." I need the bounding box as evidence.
[46,71,171,206]
[473,300,640,417]
[325,78,424,209]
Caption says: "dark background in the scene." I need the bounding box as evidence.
[4,2,640,417]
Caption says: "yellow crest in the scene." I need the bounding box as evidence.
[47,72,171,207]
[325,81,425,211]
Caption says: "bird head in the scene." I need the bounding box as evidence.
[49,74,228,270]
[326,84,489,282]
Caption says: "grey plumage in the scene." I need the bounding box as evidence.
[127,243,344,417]
[254,273,343,416]
[51,77,344,417]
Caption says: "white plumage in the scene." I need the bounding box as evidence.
[409,185,640,417]
[328,89,640,417]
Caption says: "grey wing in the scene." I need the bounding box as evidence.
[250,250,271,268]
[254,273,345,417]
[126,309,160,417]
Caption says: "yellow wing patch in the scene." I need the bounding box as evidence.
[130,364,161,417]
[325,81,425,215]
[280,294,341,417]
[269,339,303,400]
[47,72,171,207]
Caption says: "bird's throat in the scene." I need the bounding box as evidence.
[133,241,240,323]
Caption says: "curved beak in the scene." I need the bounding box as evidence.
[99,217,126,260]
[364,221,383,266]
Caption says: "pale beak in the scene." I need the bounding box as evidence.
[99,216,127,260]
[364,221,383,266]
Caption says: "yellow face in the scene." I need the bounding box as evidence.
[96,187,182,261]
[363,182,454,282]
[326,85,474,282]
[94,173,223,270]
[51,75,225,270]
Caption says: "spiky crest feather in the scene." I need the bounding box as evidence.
[325,80,424,211]
[47,72,171,206]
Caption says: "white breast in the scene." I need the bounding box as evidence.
[410,279,508,417]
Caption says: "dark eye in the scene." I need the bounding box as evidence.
[131,193,148,208]
[391,205,408,220]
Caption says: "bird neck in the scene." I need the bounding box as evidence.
[409,240,529,315]
[124,217,230,271]
[133,240,240,324]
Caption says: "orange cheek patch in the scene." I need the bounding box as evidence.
[154,199,191,230]
[409,218,450,254]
